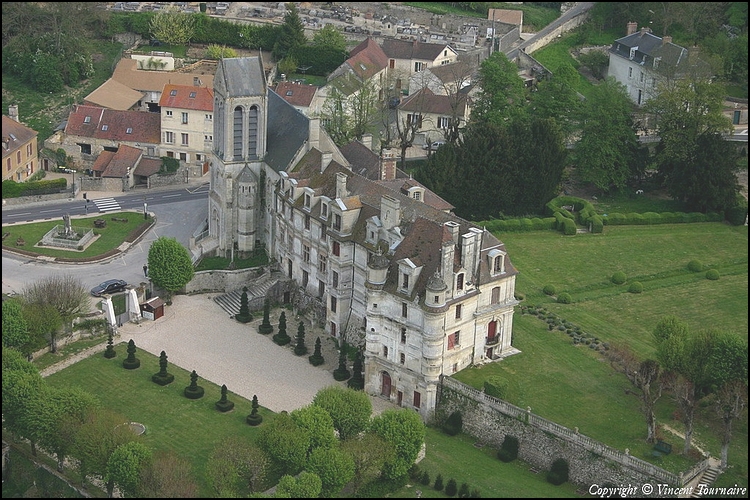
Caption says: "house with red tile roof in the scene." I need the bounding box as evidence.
[159,84,214,168]
[272,81,320,116]
[2,106,38,182]
[90,144,162,191]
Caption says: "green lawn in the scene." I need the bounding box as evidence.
[403,3,560,32]
[45,344,275,497]
[2,213,153,260]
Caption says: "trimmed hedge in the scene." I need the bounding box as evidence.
[687,260,704,272]
[542,284,556,296]
[705,269,720,280]
[611,271,627,285]
[2,178,67,198]
[557,292,572,304]
[628,281,643,293]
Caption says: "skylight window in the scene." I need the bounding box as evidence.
[286,90,293,96]
[84,116,91,123]
[359,63,367,71]
[126,127,133,134]
[170,89,177,96]
[189,92,196,98]
[102,125,109,131]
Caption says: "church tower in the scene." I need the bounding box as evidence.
[208,57,268,255]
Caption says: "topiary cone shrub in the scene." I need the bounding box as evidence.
[294,321,308,355]
[272,311,291,346]
[611,271,627,285]
[152,350,175,385]
[184,370,205,399]
[347,350,364,390]
[246,394,263,426]
[497,435,519,462]
[104,331,117,359]
[122,339,140,369]
[258,298,274,334]
[309,337,325,366]
[235,287,253,323]
[333,341,351,381]
[434,473,444,491]
[628,281,643,293]
[215,384,235,412]
[445,478,458,497]
[705,268,720,280]
[546,458,569,485]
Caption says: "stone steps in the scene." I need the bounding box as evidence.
[689,466,720,498]
[213,274,277,317]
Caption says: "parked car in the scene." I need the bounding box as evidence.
[423,141,446,151]
[388,96,401,109]
[91,279,128,296]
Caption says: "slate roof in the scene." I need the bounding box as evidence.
[609,30,689,72]
[112,58,214,93]
[2,116,37,160]
[400,87,470,115]
[376,176,455,212]
[272,81,318,108]
[64,105,160,144]
[344,37,389,81]
[159,84,214,111]
[339,140,382,180]
[84,78,145,111]
[381,38,455,61]
[214,57,266,97]
[265,89,309,173]
[427,61,476,86]
[91,144,142,178]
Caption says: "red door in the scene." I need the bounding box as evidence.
[381,372,392,397]
[487,320,497,340]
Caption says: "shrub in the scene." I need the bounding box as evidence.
[628,281,643,293]
[687,259,704,272]
[469,487,482,498]
[484,376,508,399]
[497,435,519,462]
[445,478,458,497]
[443,411,463,436]
[542,284,556,295]
[409,464,421,480]
[459,483,471,498]
[725,205,748,226]
[557,292,572,304]
[546,458,569,485]
[434,473,444,491]
[705,269,720,280]
[611,271,627,284]
[420,471,430,486]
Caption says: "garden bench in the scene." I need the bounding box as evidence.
[652,439,672,457]
[111,217,129,223]
[94,219,107,228]
[3,232,10,241]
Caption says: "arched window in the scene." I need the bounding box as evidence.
[248,105,259,159]
[233,106,244,158]
[456,273,464,290]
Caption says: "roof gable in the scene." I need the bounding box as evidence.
[64,105,160,144]
[381,39,455,61]
[2,115,38,159]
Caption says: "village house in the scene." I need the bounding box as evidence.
[2,106,38,182]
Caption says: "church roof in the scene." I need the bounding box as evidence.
[215,57,266,97]
[265,89,310,172]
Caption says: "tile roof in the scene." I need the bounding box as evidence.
[400,87,470,115]
[488,8,523,27]
[112,58,214,93]
[64,105,160,144]
[426,61,477,86]
[339,140,381,180]
[92,144,143,178]
[272,81,318,108]
[159,84,214,111]
[84,78,146,111]
[2,116,37,159]
[381,38,455,61]
[345,37,389,80]
[376,176,455,212]
[134,157,162,177]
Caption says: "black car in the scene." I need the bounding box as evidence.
[91,279,127,296]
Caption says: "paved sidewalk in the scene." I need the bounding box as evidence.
[45,293,397,416]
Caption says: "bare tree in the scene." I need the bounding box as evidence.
[606,344,664,443]
[23,274,89,352]
[714,379,748,469]
[321,74,379,146]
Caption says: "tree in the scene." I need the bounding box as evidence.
[294,321,308,355]
[605,344,663,443]
[256,411,310,475]
[236,287,252,323]
[333,341,351,381]
[206,437,270,496]
[258,298,274,334]
[107,441,153,498]
[138,450,199,498]
[340,433,395,491]
[312,385,372,440]
[645,75,738,212]
[306,446,355,497]
[272,3,306,61]
[23,274,89,352]
[273,311,291,346]
[471,51,527,126]
[22,301,63,353]
[148,236,195,301]
[571,77,643,193]
[274,471,322,498]
[2,349,47,455]
[529,63,582,140]
[311,24,346,52]
[149,6,196,45]
[290,404,337,453]
[321,74,380,146]
[714,379,748,469]
[2,298,30,352]
[309,337,325,366]
[369,409,426,480]
[347,350,364,390]
[445,478,458,497]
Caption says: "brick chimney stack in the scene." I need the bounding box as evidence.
[626,21,637,35]
[662,35,672,45]
[9,104,19,122]
[380,148,397,181]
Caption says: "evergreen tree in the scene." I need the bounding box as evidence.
[122,339,140,369]
[294,321,308,355]
[235,287,252,323]
[309,337,325,366]
[434,473,444,491]
[446,478,458,497]
[104,329,116,359]
[273,311,291,346]
[152,350,174,385]
[333,341,351,381]
[347,350,364,390]
[273,3,306,60]
[258,298,273,334]
[246,395,263,426]
[459,482,471,498]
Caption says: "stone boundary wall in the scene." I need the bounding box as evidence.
[438,377,709,489]
[523,8,590,55]
[2,190,73,207]
[186,266,271,294]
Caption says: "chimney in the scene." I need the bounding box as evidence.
[321,151,333,173]
[380,195,401,231]
[626,21,637,35]
[640,26,651,36]
[380,148,397,181]
[193,77,202,86]
[9,105,19,122]
[360,133,373,151]
[308,118,320,152]
[336,172,348,199]
[662,35,672,45]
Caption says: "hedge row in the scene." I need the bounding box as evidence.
[602,211,724,225]
[2,178,67,199]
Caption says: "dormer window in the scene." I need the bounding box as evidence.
[653,57,661,69]
[402,273,409,290]
[84,116,91,123]
[304,193,311,209]
[629,47,637,60]
[489,249,506,275]
[170,89,177,96]
[333,214,342,231]
[286,90,293,96]
[321,203,328,219]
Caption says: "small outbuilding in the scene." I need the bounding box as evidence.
[140,296,165,321]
